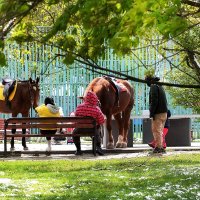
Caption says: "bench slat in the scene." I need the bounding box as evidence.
[5,117,95,124]
[5,133,93,137]
[6,124,94,129]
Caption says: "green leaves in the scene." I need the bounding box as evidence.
[0,0,191,59]
[62,53,75,65]
[10,23,34,44]
[0,51,7,66]
[47,0,61,5]
[0,0,199,78]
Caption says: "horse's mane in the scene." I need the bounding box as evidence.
[85,77,104,95]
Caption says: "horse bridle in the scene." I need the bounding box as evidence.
[28,81,39,109]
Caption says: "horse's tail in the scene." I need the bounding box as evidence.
[121,80,135,106]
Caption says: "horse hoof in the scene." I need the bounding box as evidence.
[46,147,52,152]
[24,147,29,151]
[10,147,15,152]
[106,143,114,149]
[121,142,127,148]
[116,142,123,148]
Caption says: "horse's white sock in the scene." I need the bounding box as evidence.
[46,140,52,151]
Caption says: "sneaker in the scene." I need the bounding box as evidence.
[153,147,160,153]
[163,142,167,149]
[153,147,166,154]
[161,148,166,154]
[75,150,82,155]
[96,146,104,156]
[148,142,155,148]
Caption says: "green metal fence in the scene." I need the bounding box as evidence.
[0,42,199,139]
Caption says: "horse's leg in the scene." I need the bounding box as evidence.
[121,104,133,148]
[114,113,125,148]
[22,113,29,150]
[46,140,51,152]
[106,113,115,149]
[10,127,16,151]
[10,114,17,151]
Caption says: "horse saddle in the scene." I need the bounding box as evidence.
[103,76,126,107]
[1,78,16,107]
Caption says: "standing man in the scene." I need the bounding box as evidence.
[148,109,171,149]
[145,75,168,153]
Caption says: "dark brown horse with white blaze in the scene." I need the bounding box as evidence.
[0,77,40,151]
[84,77,134,149]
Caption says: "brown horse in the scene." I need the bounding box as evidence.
[84,76,134,149]
[0,77,40,151]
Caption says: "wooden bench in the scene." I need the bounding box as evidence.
[4,116,97,155]
[0,118,4,140]
[0,118,30,141]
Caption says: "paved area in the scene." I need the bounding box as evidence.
[1,141,200,152]
[2,150,200,161]
[0,141,200,160]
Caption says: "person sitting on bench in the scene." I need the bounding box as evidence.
[72,91,105,156]
[35,97,61,151]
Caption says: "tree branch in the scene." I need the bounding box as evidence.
[182,0,200,7]
[187,51,200,78]
[73,56,200,88]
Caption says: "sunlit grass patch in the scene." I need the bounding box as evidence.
[0,153,199,199]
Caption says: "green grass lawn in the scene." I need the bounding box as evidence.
[0,153,199,200]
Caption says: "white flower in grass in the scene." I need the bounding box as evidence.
[9,194,16,197]
[189,184,199,190]
[125,192,134,197]
[161,183,172,191]
[174,190,184,195]
[110,195,117,199]
[50,188,57,193]
[145,196,155,200]
[0,178,11,184]
[34,192,41,195]
[182,171,190,175]
[25,180,38,184]
[180,177,192,180]
[12,189,20,193]
[147,186,157,190]
[139,176,146,180]
[154,193,162,197]
[135,192,144,196]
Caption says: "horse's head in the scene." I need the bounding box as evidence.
[29,77,40,109]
